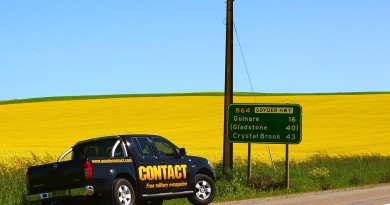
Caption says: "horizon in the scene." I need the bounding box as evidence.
[2,91,390,105]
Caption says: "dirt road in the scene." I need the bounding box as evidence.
[214,184,390,205]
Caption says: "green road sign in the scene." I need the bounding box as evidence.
[228,104,302,144]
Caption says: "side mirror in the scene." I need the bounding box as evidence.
[179,148,187,157]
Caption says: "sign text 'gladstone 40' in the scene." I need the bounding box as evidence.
[227,104,302,144]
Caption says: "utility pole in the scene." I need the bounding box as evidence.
[223,0,234,172]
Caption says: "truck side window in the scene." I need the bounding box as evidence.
[134,138,155,157]
[152,138,178,158]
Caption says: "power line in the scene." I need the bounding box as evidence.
[233,22,276,172]
[233,23,256,103]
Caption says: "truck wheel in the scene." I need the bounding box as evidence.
[187,174,215,205]
[113,178,135,205]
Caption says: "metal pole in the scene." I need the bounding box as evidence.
[247,143,251,184]
[223,0,234,172]
[285,144,290,189]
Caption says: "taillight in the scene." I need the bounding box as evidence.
[26,170,30,191]
[84,161,93,180]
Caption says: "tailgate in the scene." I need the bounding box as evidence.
[27,159,87,193]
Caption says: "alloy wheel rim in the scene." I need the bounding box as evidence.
[195,180,212,200]
[118,185,131,205]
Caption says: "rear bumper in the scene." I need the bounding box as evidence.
[26,185,94,202]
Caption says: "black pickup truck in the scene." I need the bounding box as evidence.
[26,134,216,205]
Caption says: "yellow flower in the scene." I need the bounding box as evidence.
[0,93,389,169]
[309,167,330,178]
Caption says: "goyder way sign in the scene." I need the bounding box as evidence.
[228,104,302,144]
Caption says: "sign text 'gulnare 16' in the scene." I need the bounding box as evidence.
[227,104,302,144]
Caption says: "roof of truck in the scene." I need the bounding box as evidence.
[74,134,163,146]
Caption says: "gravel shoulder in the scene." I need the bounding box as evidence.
[213,184,390,205]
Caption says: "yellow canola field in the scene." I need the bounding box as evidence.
[1,94,390,165]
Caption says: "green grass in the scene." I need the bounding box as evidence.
[1,91,389,105]
[2,154,390,205]
[0,153,56,205]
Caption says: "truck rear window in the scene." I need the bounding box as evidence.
[73,139,125,159]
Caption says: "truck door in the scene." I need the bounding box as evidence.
[132,137,160,194]
[151,137,190,192]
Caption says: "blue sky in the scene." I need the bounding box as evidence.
[1,1,389,101]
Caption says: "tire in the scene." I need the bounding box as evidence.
[113,178,135,205]
[187,174,215,205]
